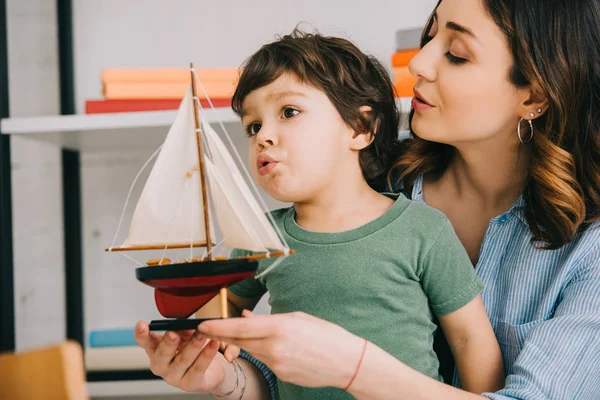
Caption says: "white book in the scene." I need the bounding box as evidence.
[85,346,150,371]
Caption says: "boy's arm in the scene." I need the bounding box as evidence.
[196,248,267,319]
[418,219,501,393]
[438,295,504,394]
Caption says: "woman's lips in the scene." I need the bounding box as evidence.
[411,96,435,111]
[412,89,435,112]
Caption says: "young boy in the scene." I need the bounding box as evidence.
[195,30,503,399]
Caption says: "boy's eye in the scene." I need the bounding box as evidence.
[282,107,299,119]
[245,123,261,137]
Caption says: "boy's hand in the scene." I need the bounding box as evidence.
[220,342,241,362]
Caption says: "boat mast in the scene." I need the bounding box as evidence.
[190,63,212,260]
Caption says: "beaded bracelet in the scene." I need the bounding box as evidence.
[212,361,239,398]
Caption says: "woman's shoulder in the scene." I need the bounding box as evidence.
[573,221,600,261]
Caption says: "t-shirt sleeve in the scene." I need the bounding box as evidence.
[419,220,484,316]
[227,248,268,299]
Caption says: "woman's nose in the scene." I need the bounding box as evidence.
[408,45,437,83]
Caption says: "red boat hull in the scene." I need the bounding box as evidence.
[136,259,258,318]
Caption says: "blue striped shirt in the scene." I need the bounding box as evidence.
[411,176,600,399]
[242,174,600,399]
[239,350,278,398]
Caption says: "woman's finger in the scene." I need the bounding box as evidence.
[151,331,181,375]
[164,331,210,382]
[182,339,220,385]
[135,321,163,356]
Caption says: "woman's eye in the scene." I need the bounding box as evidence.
[282,107,299,119]
[245,123,261,137]
[445,52,468,65]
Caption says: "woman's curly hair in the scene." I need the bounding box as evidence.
[391,0,600,249]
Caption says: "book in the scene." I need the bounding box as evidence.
[391,49,419,67]
[393,66,417,97]
[85,346,150,371]
[89,328,137,347]
[85,98,231,114]
[103,81,236,100]
[102,68,239,83]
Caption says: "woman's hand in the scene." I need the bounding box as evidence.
[134,321,232,394]
[198,310,366,389]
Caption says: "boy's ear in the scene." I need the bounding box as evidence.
[349,106,375,151]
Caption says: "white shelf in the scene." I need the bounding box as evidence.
[0,108,240,152]
[87,379,211,398]
[0,98,413,152]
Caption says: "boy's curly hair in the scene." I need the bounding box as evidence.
[232,28,402,191]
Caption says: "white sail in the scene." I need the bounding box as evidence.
[121,86,215,248]
[201,119,285,252]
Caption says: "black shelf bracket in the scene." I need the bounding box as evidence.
[58,0,84,348]
[0,0,15,353]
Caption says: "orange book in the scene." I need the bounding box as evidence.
[391,49,419,67]
[393,66,417,98]
[101,68,240,84]
[85,98,232,114]
[103,81,237,100]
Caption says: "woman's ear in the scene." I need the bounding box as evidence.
[520,84,549,119]
[349,106,376,151]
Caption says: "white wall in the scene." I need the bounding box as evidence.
[9,0,436,353]
[73,0,435,113]
[7,0,65,350]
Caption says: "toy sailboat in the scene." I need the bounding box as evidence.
[106,64,293,331]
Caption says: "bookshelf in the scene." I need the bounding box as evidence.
[0,97,412,152]
[88,379,210,398]
[0,108,239,152]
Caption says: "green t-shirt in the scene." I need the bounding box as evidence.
[230,194,483,400]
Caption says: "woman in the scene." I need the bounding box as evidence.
[135,0,600,398]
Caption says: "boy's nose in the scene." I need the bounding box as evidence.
[256,126,277,148]
[259,138,274,149]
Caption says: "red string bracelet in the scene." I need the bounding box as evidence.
[343,338,368,392]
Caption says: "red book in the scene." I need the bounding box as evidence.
[85,98,232,114]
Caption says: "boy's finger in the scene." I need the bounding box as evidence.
[198,315,278,339]
[224,345,241,362]
[219,341,228,351]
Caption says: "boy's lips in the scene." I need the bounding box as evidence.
[257,154,279,176]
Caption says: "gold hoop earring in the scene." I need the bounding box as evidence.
[518,117,534,144]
